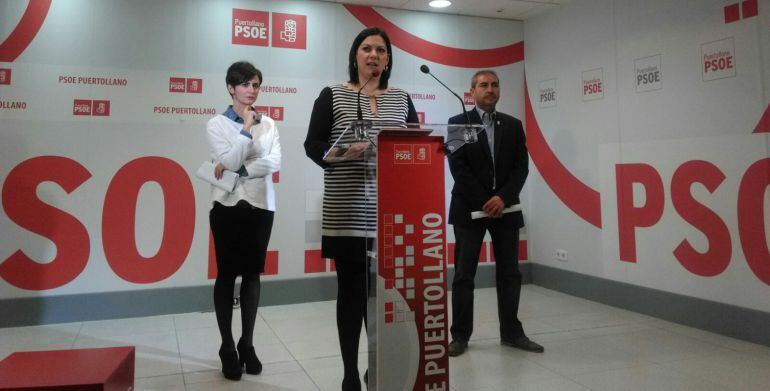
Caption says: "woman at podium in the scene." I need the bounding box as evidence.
[206,61,281,381]
[304,27,418,391]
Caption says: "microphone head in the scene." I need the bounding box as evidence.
[371,70,381,78]
[420,64,430,74]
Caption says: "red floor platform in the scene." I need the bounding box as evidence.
[0,346,135,391]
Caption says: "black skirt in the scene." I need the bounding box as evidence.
[321,235,373,262]
[209,201,274,275]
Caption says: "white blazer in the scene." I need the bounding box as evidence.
[206,113,281,211]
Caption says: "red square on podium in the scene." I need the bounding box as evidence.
[0,346,135,391]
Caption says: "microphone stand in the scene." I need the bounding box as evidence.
[420,65,471,127]
[419,64,479,152]
[353,75,375,144]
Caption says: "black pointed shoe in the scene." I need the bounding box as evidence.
[218,347,243,380]
[501,336,544,353]
[237,340,263,375]
[448,339,468,357]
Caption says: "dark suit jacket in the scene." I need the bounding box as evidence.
[447,108,528,228]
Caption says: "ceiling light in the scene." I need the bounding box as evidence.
[429,0,452,8]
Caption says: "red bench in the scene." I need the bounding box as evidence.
[0,346,134,391]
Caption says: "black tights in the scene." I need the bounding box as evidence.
[214,271,261,350]
[335,258,368,381]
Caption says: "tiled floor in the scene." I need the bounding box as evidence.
[2,285,769,390]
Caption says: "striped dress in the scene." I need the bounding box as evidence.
[305,84,417,259]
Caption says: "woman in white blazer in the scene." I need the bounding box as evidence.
[206,61,280,381]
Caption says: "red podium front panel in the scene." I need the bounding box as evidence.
[376,135,449,391]
[0,346,135,391]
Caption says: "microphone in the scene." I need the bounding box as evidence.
[420,64,471,126]
[420,64,478,150]
[353,72,378,141]
[356,73,376,122]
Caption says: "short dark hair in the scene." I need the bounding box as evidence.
[348,27,392,90]
[226,61,262,95]
[471,70,499,89]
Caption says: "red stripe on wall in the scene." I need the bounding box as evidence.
[0,0,51,62]
[525,85,603,228]
[754,104,770,133]
[304,249,336,273]
[208,231,216,279]
[264,251,279,275]
[344,5,524,68]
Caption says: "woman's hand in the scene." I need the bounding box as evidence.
[214,162,225,180]
[242,106,258,131]
[341,142,370,160]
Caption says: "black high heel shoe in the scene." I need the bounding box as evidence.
[218,347,243,381]
[237,339,263,375]
[341,373,361,391]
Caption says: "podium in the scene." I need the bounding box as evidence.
[324,121,483,391]
[0,347,135,391]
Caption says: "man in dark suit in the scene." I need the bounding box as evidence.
[447,70,543,356]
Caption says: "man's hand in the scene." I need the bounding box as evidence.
[214,162,225,180]
[482,195,504,218]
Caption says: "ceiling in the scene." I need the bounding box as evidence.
[318,0,569,21]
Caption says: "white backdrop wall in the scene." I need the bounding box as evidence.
[0,1,525,299]
[524,0,770,312]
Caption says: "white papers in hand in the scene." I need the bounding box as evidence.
[196,161,239,192]
[471,204,522,219]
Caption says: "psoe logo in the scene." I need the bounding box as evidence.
[252,106,285,121]
[582,68,604,101]
[463,92,475,106]
[170,77,203,93]
[253,105,269,118]
[635,54,662,93]
[73,99,110,116]
[92,100,110,116]
[232,8,269,46]
[272,13,306,50]
[73,99,92,116]
[169,77,186,93]
[538,78,557,108]
[724,0,758,23]
[186,78,203,93]
[394,144,413,164]
[414,144,431,164]
[269,106,284,121]
[702,37,735,82]
[0,68,10,85]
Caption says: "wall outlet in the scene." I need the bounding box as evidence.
[555,249,568,262]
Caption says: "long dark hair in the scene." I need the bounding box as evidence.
[347,27,392,89]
